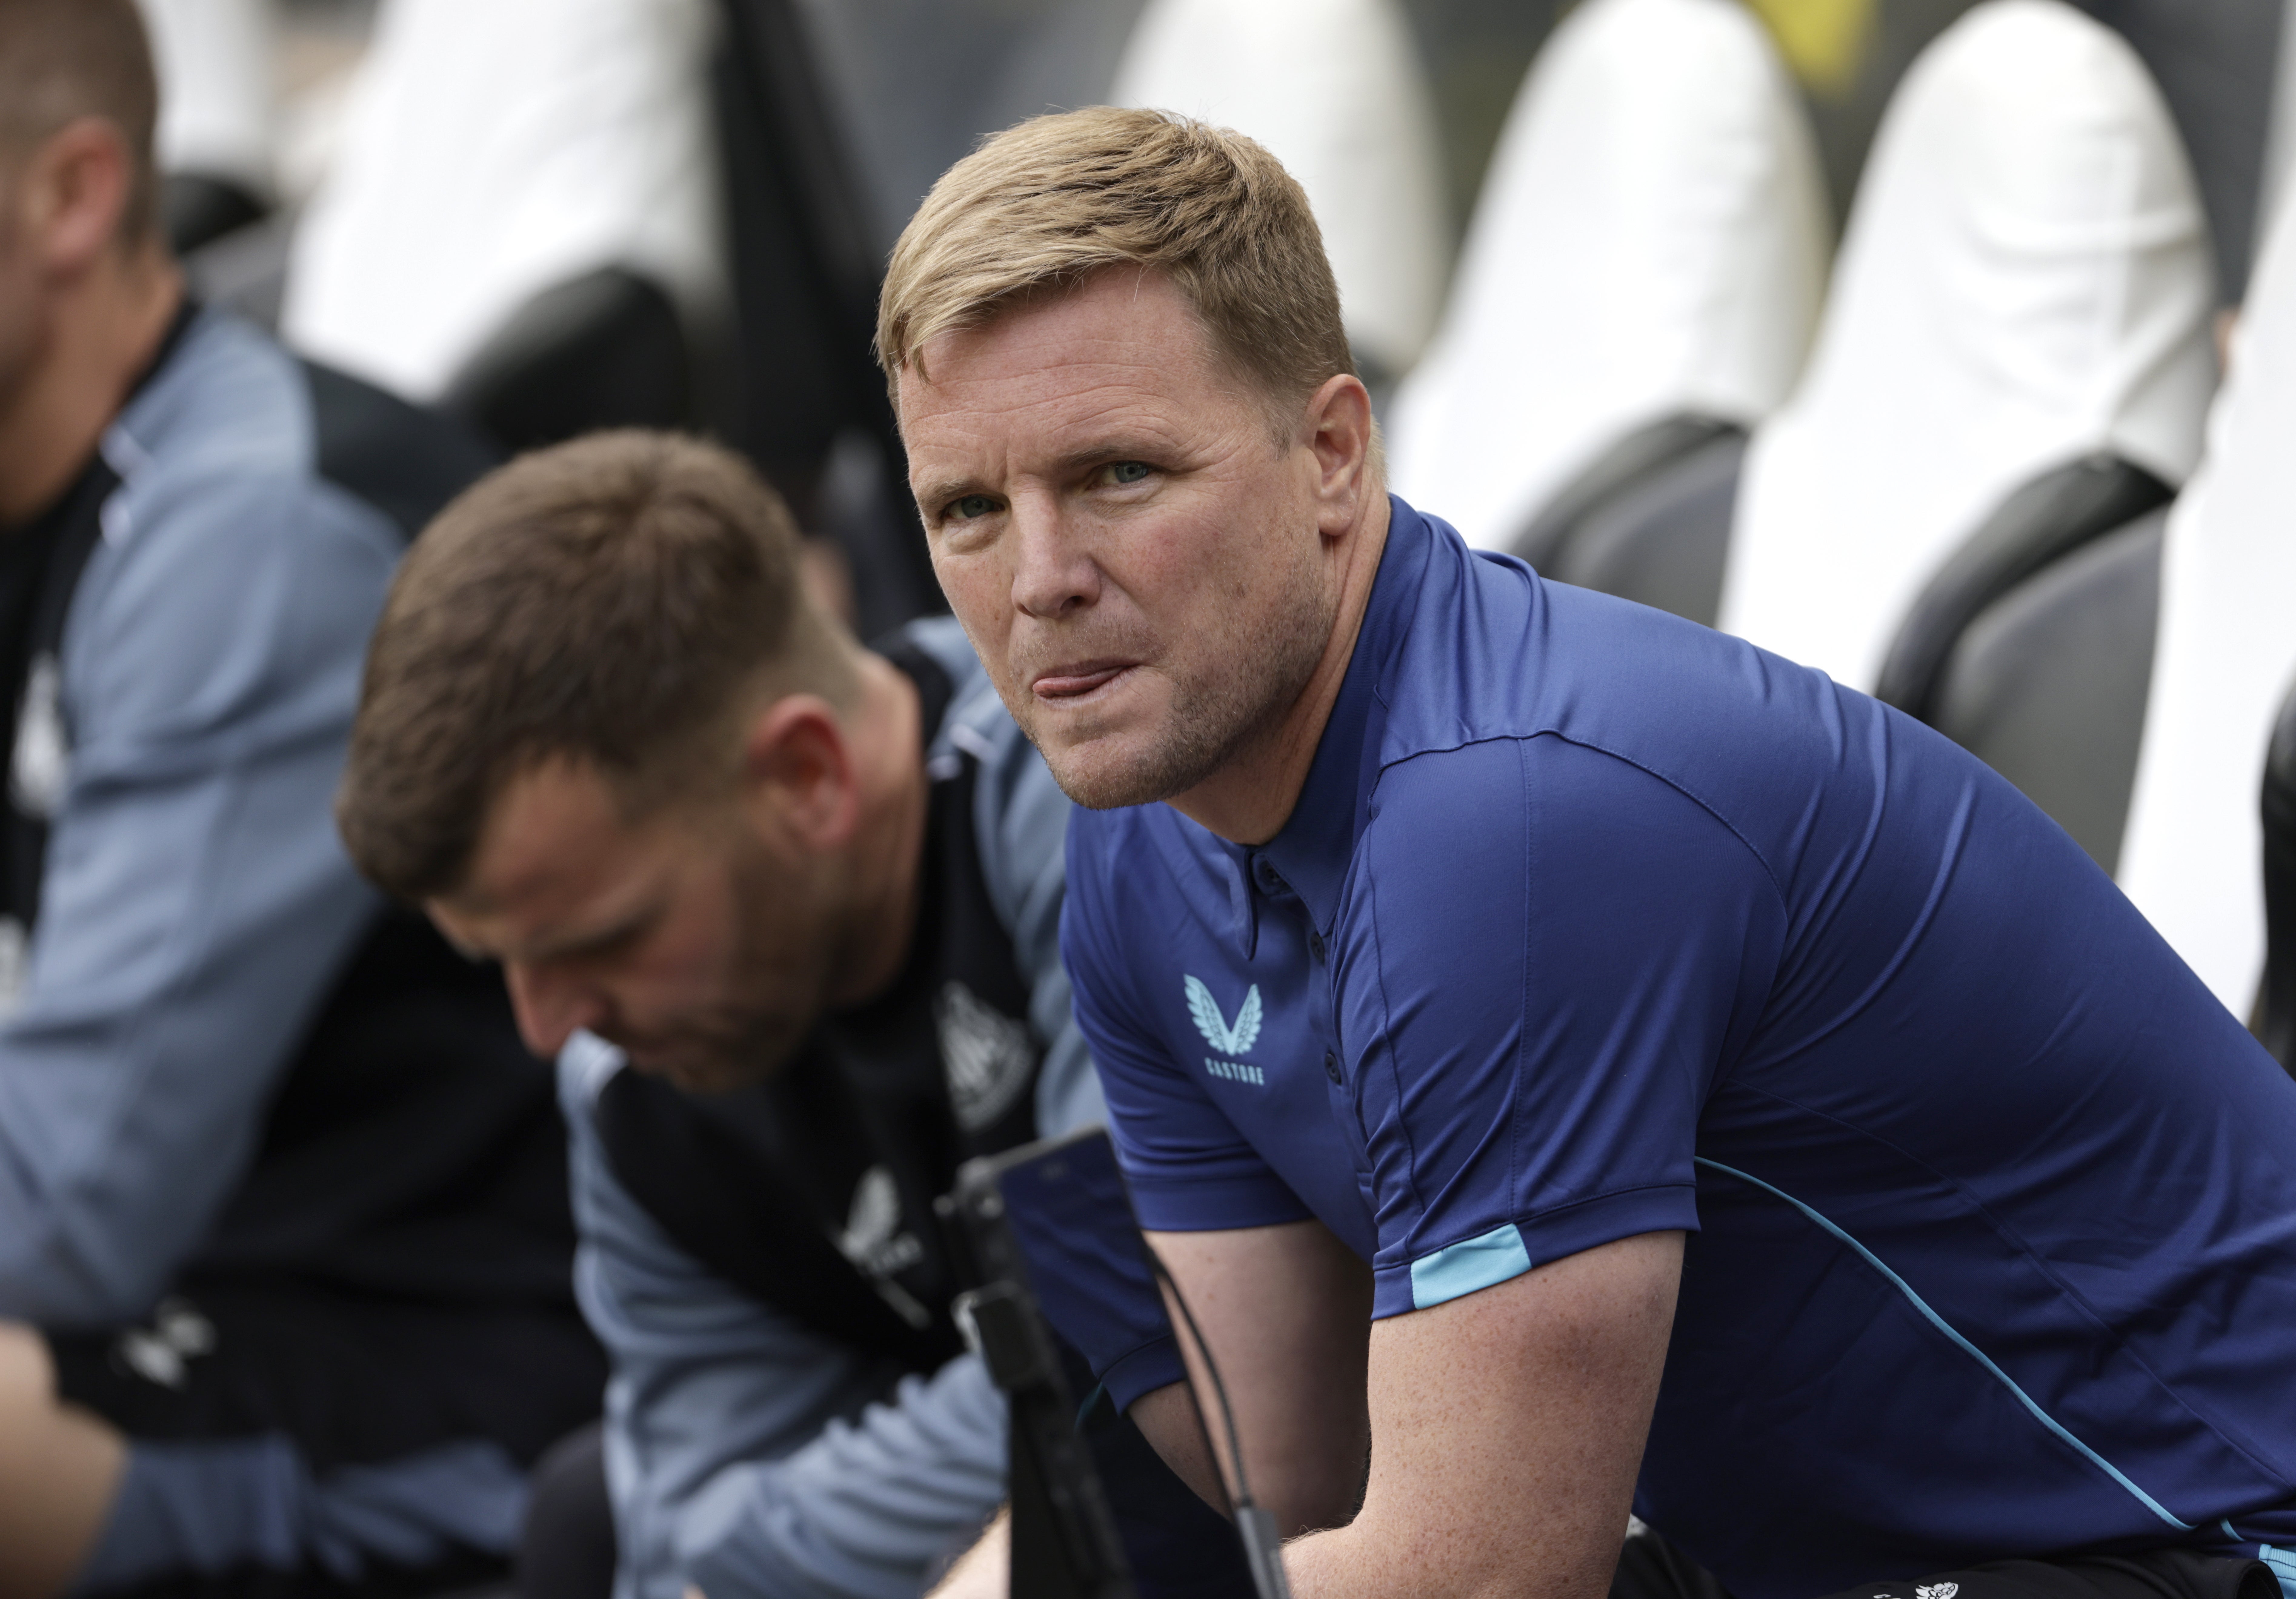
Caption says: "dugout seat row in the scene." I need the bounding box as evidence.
[1397,0,2296,1029]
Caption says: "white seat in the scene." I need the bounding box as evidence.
[1717,0,2215,693]
[2117,184,2296,1014]
[279,0,724,404]
[136,0,277,199]
[1110,0,1448,381]
[1387,0,1828,552]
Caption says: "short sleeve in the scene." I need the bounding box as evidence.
[1060,818,1314,1233]
[1346,735,1783,1318]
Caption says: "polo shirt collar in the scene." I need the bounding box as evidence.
[1249,495,1429,935]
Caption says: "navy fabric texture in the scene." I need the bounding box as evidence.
[1061,497,2296,1599]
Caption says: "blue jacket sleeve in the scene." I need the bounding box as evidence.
[562,1040,1008,1599]
[0,458,396,1326]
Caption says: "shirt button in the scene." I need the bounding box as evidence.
[1309,931,1326,961]
[1323,1051,1342,1084]
[1256,859,1284,892]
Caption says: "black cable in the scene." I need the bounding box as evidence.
[1144,1248,1293,1599]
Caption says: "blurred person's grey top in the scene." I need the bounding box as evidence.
[561,615,1104,1599]
[0,304,571,1330]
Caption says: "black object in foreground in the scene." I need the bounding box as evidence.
[947,1128,1280,1599]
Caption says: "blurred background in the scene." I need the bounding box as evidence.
[148,0,2296,1037]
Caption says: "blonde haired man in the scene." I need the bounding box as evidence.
[889,107,2296,1599]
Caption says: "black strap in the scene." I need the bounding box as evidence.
[597,1064,963,1367]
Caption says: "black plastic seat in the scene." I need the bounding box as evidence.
[443,266,692,456]
[1540,424,1747,627]
[1875,454,2172,725]
[712,0,937,633]
[1928,507,2165,872]
[1511,417,1737,571]
[161,172,267,258]
[2258,676,2296,1069]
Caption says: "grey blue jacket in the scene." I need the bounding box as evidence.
[562,616,1102,1599]
[0,307,400,1323]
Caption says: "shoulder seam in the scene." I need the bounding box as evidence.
[1383,731,1791,913]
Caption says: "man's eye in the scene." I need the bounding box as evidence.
[1108,461,1151,485]
[950,494,997,521]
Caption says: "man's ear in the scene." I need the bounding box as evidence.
[1302,372,1376,537]
[740,695,861,851]
[24,119,136,277]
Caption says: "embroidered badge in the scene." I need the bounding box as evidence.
[935,980,1035,1133]
[1186,975,1265,1085]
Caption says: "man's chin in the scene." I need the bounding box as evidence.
[1037,731,1216,812]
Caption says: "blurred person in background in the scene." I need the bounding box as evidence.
[0,3,603,1596]
[334,434,1253,1599]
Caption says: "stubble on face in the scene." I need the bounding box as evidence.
[619,820,845,1095]
[901,272,1345,817]
[1026,526,1335,812]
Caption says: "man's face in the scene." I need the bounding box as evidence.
[428,757,839,1093]
[898,271,1336,810]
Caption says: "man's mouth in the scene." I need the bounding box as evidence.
[1032,661,1136,701]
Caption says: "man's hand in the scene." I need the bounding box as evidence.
[0,1322,127,1599]
[1284,1231,1682,1599]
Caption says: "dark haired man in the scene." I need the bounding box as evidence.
[337,431,1212,1599]
[0,3,601,1596]
[887,107,2296,1599]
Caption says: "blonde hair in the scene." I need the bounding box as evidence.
[876,106,1355,437]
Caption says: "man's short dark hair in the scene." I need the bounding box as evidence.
[0,0,161,243]
[338,430,851,901]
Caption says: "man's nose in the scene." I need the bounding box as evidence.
[1008,499,1101,621]
[503,962,605,1060]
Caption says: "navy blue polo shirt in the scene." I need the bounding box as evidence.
[1061,497,2296,1599]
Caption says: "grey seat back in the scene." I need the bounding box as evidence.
[1874,454,2172,725]
[444,267,691,456]
[1534,421,1747,628]
[1930,508,2165,873]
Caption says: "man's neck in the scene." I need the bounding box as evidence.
[0,246,183,526]
[825,650,931,1009]
[1169,490,1394,847]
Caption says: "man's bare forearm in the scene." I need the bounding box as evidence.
[1144,1222,1373,1537]
[1276,1232,1680,1599]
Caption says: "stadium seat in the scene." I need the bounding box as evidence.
[1875,454,2171,726]
[1387,0,1825,558]
[444,267,690,457]
[281,0,724,439]
[2259,678,2296,1070]
[1111,0,1449,387]
[2118,196,2296,1016]
[1718,0,2215,694]
[135,0,275,254]
[1928,507,2164,872]
[1538,423,1748,627]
